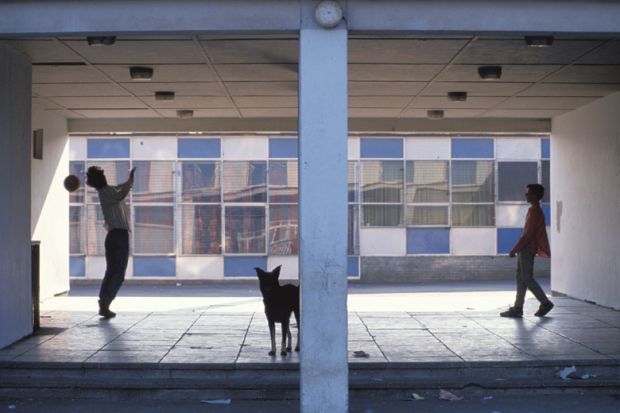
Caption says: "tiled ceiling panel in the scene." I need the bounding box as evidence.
[97,64,219,82]
[120,82,225,96]
[33,83,130,97]
[349,39,469,63]
[202,39,298,63]
[63,40,204,64]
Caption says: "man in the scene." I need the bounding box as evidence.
[500,183,554,318]
[86,165,136,319]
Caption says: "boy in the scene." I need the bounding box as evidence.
[500,183,553,318]
[86,165,136,319]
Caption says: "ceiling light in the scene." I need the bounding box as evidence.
[525,35,554,47]
[86,36,116,46]
[177,110,194,119]
[427,110,444,120]
[155,91,175,101]
[478,66,502,80]
[447,91,468,102]
[129,66,154,81]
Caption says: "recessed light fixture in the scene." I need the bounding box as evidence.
[447,91,468,102]
[177,110,194,119]
[525,35,554,47]
[478,66,502,80]
[129,66,154,81]
[86,36,116,46]
[427,110,444,120]
[155,91,175,101]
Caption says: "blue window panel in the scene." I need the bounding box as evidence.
[178,139,220,158]
[542,203,551,227]
[497,228,523,254]
[133,256,176,277]
[360,139,403,158]
[348,256,359,278]
[407,228,450,254]
[269,138,298,158]
[224,256,267,277]
[541,138,550,159]
[451,138,494,158]
[69,256,85,277]
[87,139,130,158]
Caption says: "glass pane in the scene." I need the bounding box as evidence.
[69,161,86,204]
[361,160,403,203]
[182,205,221,254]
[223,161,267,202]
[348,205,359,255]
[362,205,403,227]
[348,161,358,203]
[132,161,174,203]
[269,204,298,255]
[133,206,174,254]
[452,204,495,226]
[69,206,84,254]
[182,161,220,203]
[406,206,449,226]
[86,205,106,256]
[269,160,298,203]
[451,160,494,203]
[86,161,130,203]
[406,160,449,203]
[542,160,550,203]
[225,206,266,253]
[498,161,538,201]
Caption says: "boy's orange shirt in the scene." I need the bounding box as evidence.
[511,204,551,258]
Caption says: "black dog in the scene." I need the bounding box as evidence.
[254,265,300,356]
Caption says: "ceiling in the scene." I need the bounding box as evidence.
[3,35,620,121]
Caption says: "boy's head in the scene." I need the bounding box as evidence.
[526,183,545,202]
[86,166,107,189]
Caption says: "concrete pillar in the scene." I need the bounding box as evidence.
[0,44,33,348]
[298,1,349,412]
[551,92,620,309]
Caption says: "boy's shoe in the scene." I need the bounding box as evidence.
[535,301,554,317]
[500,306,523,318]
[98,308,116,319]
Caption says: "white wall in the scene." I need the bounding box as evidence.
[0,44,32,348]
[551,92,620,309]
[31,105,70,299]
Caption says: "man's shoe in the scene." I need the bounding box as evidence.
[500,306,523,318]
[535,301,554,317]
[98,308,116,319]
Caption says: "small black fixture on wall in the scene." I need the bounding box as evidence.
[33,129,43,160]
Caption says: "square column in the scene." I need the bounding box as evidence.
[0,44,32,348]
[298,2,348,412]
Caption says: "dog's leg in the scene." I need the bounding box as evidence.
[286,325,292,353]
[294,312,300,352]
[280,320,289,356]
[269,321,276,356]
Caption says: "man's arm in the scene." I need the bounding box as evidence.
[509,208,543,257]
[107,167,136,202]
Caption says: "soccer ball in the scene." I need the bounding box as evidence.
[64,174,80,192]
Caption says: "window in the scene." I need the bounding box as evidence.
[498,161,537,202]
[541,160,550,203]
[225,206,266,253]
[182,205,221,254]
[269,160,298,203]
[451,160,494,226]
[69,206,84,255]
[182,161,220,203]
[406,160,449,226]
[133,206,174,254]
[132,161,174,203]
[361,160,403,226]
[223,161,267,203]
[269,204,298,255]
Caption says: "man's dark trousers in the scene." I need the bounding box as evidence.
[99,229,129,308]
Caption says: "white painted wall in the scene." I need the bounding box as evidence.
[0,44,32,348]
[31,105,70,299]
[551,92,620,309]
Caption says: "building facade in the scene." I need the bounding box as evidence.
[70,134,551,281]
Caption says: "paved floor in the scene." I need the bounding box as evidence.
[1,281,619,365]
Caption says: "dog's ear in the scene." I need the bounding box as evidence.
[254,267,265,277]
[272,265,282,278]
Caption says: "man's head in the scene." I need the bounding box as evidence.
[86,166,107,189]
[526,183,545,203]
